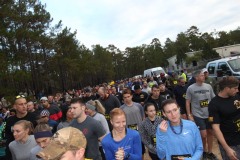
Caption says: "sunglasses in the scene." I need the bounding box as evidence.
[15,95,26,99]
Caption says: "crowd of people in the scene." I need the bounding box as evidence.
[0,69,239,160]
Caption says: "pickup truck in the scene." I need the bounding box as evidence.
[205,56,240,80]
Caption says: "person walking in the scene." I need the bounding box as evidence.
[69,98,106,160]
[5,95,37,159]
[139,103,162,160]
[185,70,217,160]
[208,76,240,160]
[9,120,37,160]
[156,99,203,160]
[101,108,142,160]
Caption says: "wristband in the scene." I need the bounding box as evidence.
[188,114,192,117]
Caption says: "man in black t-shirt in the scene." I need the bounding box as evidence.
[145,84,165,116]
[111,86,123,105]
[98,86,121,131]
[208,76,240,160]
[5,95,37,159]
[82,88,97,103]
[40,96,62,122]
[27,101,40,117]
[132,84,148,106]
[159,82,174,100]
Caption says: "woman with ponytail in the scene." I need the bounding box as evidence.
[30,122,52,160]
[9,120,37,160]
[85,100,109,133]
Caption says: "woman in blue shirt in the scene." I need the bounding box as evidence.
[156,99,203,160]
[102,108,142,160]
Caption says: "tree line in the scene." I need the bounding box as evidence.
[0,0,240,97]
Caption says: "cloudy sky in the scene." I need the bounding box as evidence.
[40,0,240,50]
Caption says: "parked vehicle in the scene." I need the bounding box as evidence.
[206,56,240,80]
[143,67,167,77]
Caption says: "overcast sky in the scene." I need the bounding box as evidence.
[40,0,240,50]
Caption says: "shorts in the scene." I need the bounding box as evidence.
[193,116,212,130]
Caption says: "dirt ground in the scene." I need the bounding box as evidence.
[144,137,222,160]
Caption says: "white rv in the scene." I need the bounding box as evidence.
[143,67,166,77]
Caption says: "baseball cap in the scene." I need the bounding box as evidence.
[37,127,87,160]
[40,97,48,101]
[202,68,208,73]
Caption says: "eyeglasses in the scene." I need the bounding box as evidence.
[15,95,26,99]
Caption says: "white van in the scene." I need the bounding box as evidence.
[143,67,167,77]
[206,56,240,80]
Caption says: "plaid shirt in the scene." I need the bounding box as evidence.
[139,116,162,154]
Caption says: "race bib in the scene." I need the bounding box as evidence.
[128,124,138,131]
[105,114,110,121]
[171,154,191,160]
[156,111,162,117]
[182,94,186,99]
[151,135,156,146]
[199,99,209,108]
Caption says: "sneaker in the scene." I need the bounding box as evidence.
[207,152,218,160]
[202,152,208,160]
